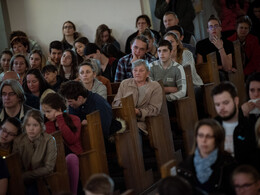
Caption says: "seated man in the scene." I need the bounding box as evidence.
[228,15,260,77]
[59,80,112,138]
[84,173,114,195]
[115,35,156,82]
[42,65,68,92]
[211,81,256,164]
[0,117,22,157]
[196,15,235,81]
[0,79,32,125]
[149,39,186,102]
[46,40,63,68]
[112,59,163,135]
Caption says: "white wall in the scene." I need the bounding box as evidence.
[7,0,142,55]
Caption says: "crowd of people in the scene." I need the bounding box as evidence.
[0,0,260,194]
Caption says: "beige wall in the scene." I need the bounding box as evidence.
[7,0,143,55]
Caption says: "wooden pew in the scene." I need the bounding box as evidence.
[111,82,121,94]
[4,152,25,195]
[171,65,198,154]
[160,159,178,178]
[228,40,246,105]
[79,111,109,186]
[113,95,154,194]
[196,52,219,117]
[37,131,70,195]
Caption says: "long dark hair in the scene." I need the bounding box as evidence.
[41,93,77,133]
[59,49,78,80]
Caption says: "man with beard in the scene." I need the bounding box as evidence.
[211,81,256,164]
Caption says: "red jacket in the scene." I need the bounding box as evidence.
[228,33,260,75]
[45,114,83,155]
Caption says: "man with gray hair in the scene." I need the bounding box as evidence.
[0,79,32,125]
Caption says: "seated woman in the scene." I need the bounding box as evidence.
[29,49,45,70]
[0,50,13,81]
[228,15,260,77]
[10,36,30,57]
[12,109,57,194]
[0,117,22,157]
[41,93,83,195]
[59,49,78,80]
[73,37,89,64]
[177,118,236,194]
[95,24,121,50]
[78,61,107,100]
[112,59,162,135]
[61,21,80,50]
[141,28,158,58]
[23,68,55,102]
[10,54,29,84]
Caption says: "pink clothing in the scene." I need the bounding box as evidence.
[66,154,79,195]
[45,114,83,155]
[228,33,260,75]
[219,0,249,32]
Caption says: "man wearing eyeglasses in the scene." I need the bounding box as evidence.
[196,15,235,81]
[0,79,32,125]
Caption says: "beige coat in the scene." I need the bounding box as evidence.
[112,78,163,134]
[13,132,57,182]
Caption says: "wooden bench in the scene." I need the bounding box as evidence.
[111,82,121,94]
[113,95,154,194]
[160,159,178,178]
[37,131,70,195]
[196,52,219,118]
[171,65,198,154]
[79,111,109,186]
[228,40,246,105]
[4,152,25,195]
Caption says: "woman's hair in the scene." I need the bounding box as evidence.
[41,93,78,133]
[101,43,125,59]
[236,15,252,29]
[29,49,43,69]
[132,59,149,72]
[62,21,79,41]
[163,32,184,64]
[192,118,225,154]
[135,14,151,28]
[255,117,260,148]
[73,37,89,64]
[79,61,96,73]
[22,109,45,132]
[23,68,50,96]
[141,28,155,40]
[10,36,30,53]
[1,50,13,59]
[232,165,260,184]
[3,117,22,136]
[95,24,116,49]
[246,72,260,100]
[59,49,78,80]
[10,54,30,71]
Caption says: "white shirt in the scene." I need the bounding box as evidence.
[223,121,238,156]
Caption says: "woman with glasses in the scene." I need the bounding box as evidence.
[177,118,236,194]
[61,21,80,50]
[0,117,22,157]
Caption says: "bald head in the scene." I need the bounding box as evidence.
[2,71,20,81]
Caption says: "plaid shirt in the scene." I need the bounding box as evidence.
[115,53,156,82]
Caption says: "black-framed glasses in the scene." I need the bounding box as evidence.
[0,127,17,137]
[234,181,256,189]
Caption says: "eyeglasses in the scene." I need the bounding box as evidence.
[1,92,16,97]
[1,127,17,137]
[63,26,73,29]
[208,24,220,31]
[197,133,215,139]
[234,182,256,189]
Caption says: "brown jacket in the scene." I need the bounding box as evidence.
[112,78,163,134]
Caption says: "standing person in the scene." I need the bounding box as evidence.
[46,41,63,68]
[155,0,195,35]
[125,15,161,54]
[211,81,256,164]
[115,35,156,82]
[73,37,90,65]
[78,62,107,100]
[213,0,249,39]
[59,49,78,80]
[0,50,12,81]
[177,118,236,194]
[196,15,235,81]
[95,24,121,50]
[227,15,260,77]
[12,109,57,194]
[41,93,82,195]
[61,21,80,50]
[10,54,29,84]
[29,49,44,70]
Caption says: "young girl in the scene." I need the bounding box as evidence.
[59,49,78,80]
[12,109,57,194]
[41,93,83,195]
[0,50,13,81]
[29,49,44,70]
